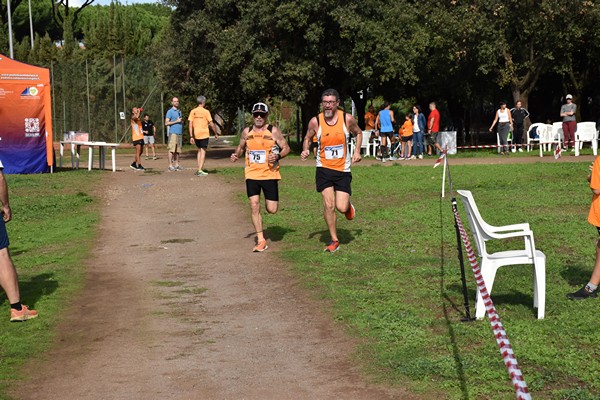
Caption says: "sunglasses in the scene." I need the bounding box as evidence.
[253,112,267,118]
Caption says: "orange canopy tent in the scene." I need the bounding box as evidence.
[0,55,53,174]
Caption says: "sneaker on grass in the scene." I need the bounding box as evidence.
[253,239,268,252]
[345,203,355,220]
[324,240,340,253]
[10,305,38,322]
[567,285,598,300]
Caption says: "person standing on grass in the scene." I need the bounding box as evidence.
[300,88,362,253]
[412,105,427,159]
[560,94,577,151]
[567,159,600,300]
[426,102,443,156]
[364,105,377,131]
[399,113,414,160]
[489,101,513,155]
[188,96,219,176]
[510,100,529,152]
[0,162,38,322]
[230,102,290,252]
[165,97,183,171]
[142,113,157,160]
[130,107,145,171]
[375,101,395,162]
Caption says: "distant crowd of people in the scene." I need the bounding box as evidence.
[129,96,219,175]
[363,101,442,161]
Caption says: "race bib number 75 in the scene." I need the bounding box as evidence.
[249,150,267,164]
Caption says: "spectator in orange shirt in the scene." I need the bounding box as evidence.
[399,113,414,160]
[364,105,376,131]
[130,107,145,171]
[364,105,378,144]
[188,95,219,176]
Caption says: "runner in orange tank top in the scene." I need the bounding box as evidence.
[231,102,290,252]
[301,88,363,253]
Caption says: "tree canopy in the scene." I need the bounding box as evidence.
[2,0,599,138]
[156,0,600,134]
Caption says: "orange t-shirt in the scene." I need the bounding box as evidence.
[245,126,281,180]
[188,106,213,139]
[316,110,351,172]
[364,111,376,130]
[131,118,143,142]
[588,156,600,226]
[399,120,413,137]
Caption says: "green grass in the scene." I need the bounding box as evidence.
[221,161,600,399]
[3,157,600,399]
[0,170,101,396]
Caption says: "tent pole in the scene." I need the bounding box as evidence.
[7,0,14,58]
[161,92,165,145]
[113,54,118,143]
[86,58,91,140]
[28,0,34,49]
[51,61,56,139]
[122,56,126,141]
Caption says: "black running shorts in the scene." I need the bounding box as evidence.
[194,138,209,149]
[246,179,279,201]
[315,167,352,195]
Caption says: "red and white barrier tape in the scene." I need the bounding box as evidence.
[452,205,532,400]
[454,141,568,150]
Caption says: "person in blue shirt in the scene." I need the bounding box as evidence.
[375,101,395,162]
[165,97,184,171]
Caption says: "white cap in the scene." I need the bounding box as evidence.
[566,94,573,99]
[252,102,269,113]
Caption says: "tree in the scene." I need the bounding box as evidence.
[51,0,94,40]
[155,0,429,134]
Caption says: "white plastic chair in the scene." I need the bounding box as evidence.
[538,124,561,156]
[526,123,546,151]
[361,130,379,157]
[457,190,546,319]
[575,122,598,156]
[552,122,564,149]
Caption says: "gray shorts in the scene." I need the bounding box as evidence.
[143,135,155,145]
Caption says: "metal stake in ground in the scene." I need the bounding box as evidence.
[451,197,475,322]
[443,160,475,322]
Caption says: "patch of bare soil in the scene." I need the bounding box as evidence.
[14,148,416,400]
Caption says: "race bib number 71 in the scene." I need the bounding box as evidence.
[324,144,344,160]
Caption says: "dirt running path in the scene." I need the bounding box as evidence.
[15,154,414,400]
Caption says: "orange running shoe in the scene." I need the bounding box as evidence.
[10,305,38,322]
[324,240,340,253]
[253,239,268,252]
[345,203,355,220]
